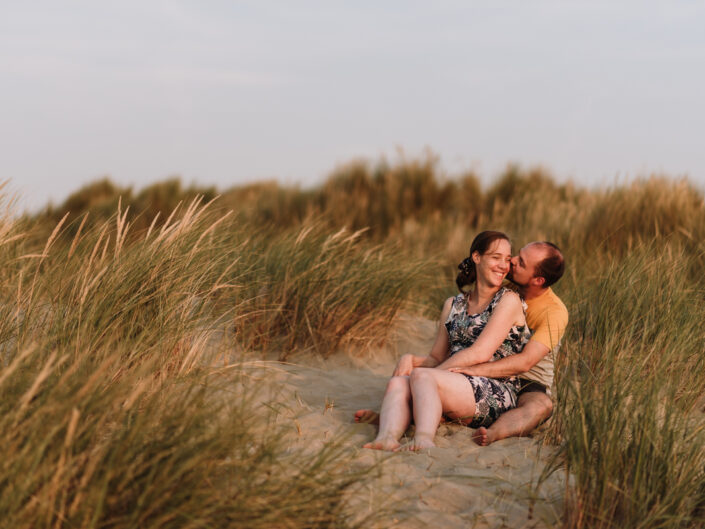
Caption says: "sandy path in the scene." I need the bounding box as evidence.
[264,323,567,528]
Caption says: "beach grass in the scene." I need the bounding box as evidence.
[0,198,388,528]
[227,221,436,359]
[4,161,705,527]
[547,242,705,528]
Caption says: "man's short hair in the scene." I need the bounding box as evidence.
[533,242,565,287]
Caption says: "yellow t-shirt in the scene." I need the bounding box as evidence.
[521,287,568,394]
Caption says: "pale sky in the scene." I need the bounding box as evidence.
[2,1,705,212]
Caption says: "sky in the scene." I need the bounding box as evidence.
[2,1,705,212]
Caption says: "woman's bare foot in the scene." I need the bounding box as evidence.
[363,435,400,451]
[354,409,380,425]
[472,426,495,446]
[400,433,436,451]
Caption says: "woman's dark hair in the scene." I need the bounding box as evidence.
[456,230,510,292]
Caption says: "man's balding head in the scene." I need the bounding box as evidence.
[529,242,565,288]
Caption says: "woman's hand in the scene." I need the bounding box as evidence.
[393,354,416,377]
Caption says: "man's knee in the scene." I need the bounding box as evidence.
[518,392,553,421]
[539,397,554,420]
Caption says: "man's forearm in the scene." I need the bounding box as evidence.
[464,355,532,378]
[466,340,549,378]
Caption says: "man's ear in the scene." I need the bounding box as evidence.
[532,276,546,287]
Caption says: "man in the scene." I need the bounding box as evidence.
[355,241,568,447]
[451,241,568,445]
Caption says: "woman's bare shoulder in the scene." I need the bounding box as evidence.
[440,295,458,319]
[496,289,522,309]
[494,289,526,326]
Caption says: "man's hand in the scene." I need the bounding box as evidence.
[392,354,416,377]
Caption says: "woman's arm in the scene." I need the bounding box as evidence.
[392,297,453,376]
[436,291,524,371]
[449,340,549,377]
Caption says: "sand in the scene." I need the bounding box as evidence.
[254,317,567,528]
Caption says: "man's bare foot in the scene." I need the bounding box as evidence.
[363,435,400,451]
[472,426,495,446]
[354,409,380,425]
[400,434,436,451]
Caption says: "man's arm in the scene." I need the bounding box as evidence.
[457,300,569,378]
[450,340,549,378]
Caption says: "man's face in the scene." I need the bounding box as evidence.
[509,243,546,287]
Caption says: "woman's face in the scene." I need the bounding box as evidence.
[473,238,512,287]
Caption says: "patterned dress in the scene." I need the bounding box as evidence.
[444,287,531,428]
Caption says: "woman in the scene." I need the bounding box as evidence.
[359,230,531,451]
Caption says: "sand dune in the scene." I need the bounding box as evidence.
[263,318,567,528]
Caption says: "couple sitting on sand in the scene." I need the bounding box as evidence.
[355,230,568,450]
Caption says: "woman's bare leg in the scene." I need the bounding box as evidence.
[405,368,477,450]
[363,376,412,450]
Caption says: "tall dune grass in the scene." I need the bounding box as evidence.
[229,222,437,359]
[0,197,395,528]
[546,242,705,528]
[10,160,705,527]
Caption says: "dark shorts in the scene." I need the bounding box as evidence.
[516,378,547,396]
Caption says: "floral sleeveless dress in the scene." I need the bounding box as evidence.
[445,287,531,428]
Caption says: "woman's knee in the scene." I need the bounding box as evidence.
[409,367,435,386]
[385,375,410,395]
